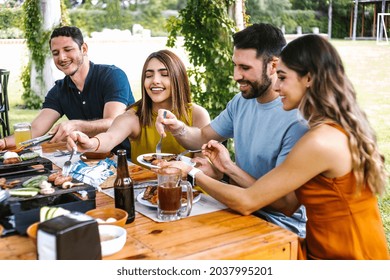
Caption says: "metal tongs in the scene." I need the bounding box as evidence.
[19,134,54,149]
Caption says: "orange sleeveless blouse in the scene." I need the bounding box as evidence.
[296,123,389,259]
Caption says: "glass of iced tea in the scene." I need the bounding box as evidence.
[14,122,32,148]
[156,166,193,222]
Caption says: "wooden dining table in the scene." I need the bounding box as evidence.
[0,142,298,260]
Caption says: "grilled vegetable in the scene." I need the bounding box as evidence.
[9,188,40,197]
[40,206,70,222]
[22,175,48,188]
[20,152,39,161]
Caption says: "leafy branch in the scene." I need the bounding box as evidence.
[166,0,238,119]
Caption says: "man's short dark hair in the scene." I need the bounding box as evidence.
[49,26,84,49]
[233,23,286,62]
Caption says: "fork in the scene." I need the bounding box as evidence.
[156,111,167,159]
[62,145,77,176]
[54,149,71,157]
[176,149,203,160]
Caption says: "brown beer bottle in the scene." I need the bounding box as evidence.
[114,149,135,223]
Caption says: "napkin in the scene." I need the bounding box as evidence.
[69,158,116,191]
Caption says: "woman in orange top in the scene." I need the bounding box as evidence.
[161,34,389,259]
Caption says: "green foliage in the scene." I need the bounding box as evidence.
[166,0,237,119]
[290,0,320,10]
[23,0,46,72]
[289,0,354,39]
[246,0,291,27]
[60,0,71,26]
[246,0,352,39]
[0,6,24,38]
[69,9,134,36]
[165,0,187,10]
[330,0,352,38]
[69,0,173,37]
[246,0,325,34]
[105,0,123,29]
[69,9,106,35]
[282,10,325,34]
[0,27,24,39]
[0,6,23,30]
[21,0,70,109]
[22,0,48,108]
[136,0,167,36]
[20,62,42,109]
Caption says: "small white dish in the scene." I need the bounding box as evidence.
[98,225,127,257]
[136,190,201,208]
[137,153,195,169]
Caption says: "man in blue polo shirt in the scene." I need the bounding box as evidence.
[0,26,134,153]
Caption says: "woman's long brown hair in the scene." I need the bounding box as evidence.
[280,34,387,195]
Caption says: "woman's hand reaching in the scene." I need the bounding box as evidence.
[157,160,193,178]
[66,131,94,153]
[155,109,185,137]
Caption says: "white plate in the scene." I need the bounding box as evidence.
[137,153,195,169]
[136,190,201,208]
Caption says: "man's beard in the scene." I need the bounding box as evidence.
[68,55,84,77]
[240,70,272,100]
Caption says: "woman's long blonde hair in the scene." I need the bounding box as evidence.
[280,34,387,195]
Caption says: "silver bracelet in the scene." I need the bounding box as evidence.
[171,121,187,136]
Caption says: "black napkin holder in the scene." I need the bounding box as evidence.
[37,212,101,260]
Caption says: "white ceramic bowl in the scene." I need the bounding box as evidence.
[99,225,127,257]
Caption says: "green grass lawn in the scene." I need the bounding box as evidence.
[4,39,390,250]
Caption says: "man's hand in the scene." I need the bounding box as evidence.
[202,140,234,174]
[49,120,81,143]
[191,157,223,180]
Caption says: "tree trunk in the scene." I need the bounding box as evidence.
[352,0,359,40]
[234,0,245,30]
[228,0,245,30]
[328,0,332,39]
[30,0,62,99]
[379,0,386,40]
